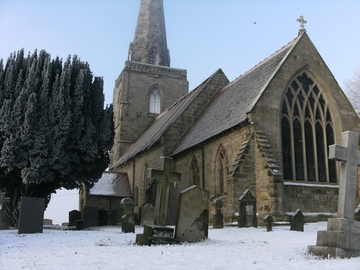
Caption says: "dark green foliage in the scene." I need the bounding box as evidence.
[0,49,114,225]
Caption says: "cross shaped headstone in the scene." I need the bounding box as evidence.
[296,15,307,31]
[329,131,360,220]
[147,156,182,226]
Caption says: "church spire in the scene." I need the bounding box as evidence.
[128,0,170,67]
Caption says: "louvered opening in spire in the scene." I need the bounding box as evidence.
[128,0,170,67]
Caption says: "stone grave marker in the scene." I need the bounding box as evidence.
[290,209,304,232]
[0,193,10,230]
[43,219,53,225]
[18,197,45,234]
[140,203,155,226]
[68,210,81,227]
[82,206,98,229]
[175,185,209,243]
[264,215,273,232]
[147,156,182,226]
[136,156,182,245]
[308,131,360,258]
[98,209,108,226]
[121,197,135,233]
[213,199,224,229]
[238,189,257,228]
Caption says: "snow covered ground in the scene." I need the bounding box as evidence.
[1,222,359,270]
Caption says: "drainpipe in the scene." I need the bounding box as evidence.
[200,146,205,189]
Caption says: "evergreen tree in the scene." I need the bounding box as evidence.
[0,49,114,226]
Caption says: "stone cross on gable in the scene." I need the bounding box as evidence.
[147,156,182,226]
[296,15,307,31]
[329,131,360,220]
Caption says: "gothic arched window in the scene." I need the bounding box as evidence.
[216,146,228,194]
[281,72,336,183]
[149,88,161,114]
[190,156,200,187]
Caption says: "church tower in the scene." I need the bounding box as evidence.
[110,0,188,167]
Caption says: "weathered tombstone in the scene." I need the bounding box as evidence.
[238,189,257,228]
[147,156,182,226]
[68,210,81,227]
[136,156,182,245]
[175,185,209,243]
[213,199,224,229]
[98,209,108,226]
[290,209,304,232]
[18,197,45,234]
[0,193,10,230]
[121,197,135,233]
[140,203,155,226]
[82,206,98,229]
[264,215,273,232]
[43,219,53,225]
[308,131,360,258]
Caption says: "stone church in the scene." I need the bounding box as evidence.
[82,0,360,225]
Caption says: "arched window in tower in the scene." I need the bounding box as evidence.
[216,146,229,194]
[281,72,336,183]
[190,156,200,187]
[149,88,161,114]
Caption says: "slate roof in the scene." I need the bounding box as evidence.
[110,70,223,169]
[89,172,132,197]
[171,34,301,155]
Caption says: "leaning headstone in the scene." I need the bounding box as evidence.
[18,197,45,234]
[0,193,10,230]
[264,215,273,232]
[82,206,98,229]
[98,209,108,226]
[68,210,81,227]
[121,198,135,233]
[308,131,360,258]
[175,185,209,243]
[140,203,155,226]
[290,209,304,232]
[213,199,224,229]
[238,189,257,228]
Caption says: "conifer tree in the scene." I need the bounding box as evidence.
[0,49,114,225]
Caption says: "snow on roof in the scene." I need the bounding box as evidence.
[89,172,131,197]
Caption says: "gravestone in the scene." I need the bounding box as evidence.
[238,189,257,228]
[264,215,273,232]
[43,219,53,225]
[18,197,45,234]
[290,209,304,232]
[140,203,155,226]
[0,193,10,230]
[308,131,360,258]
[82,206,98,229]
[147,156,182,226]
[175,185,209,243]
[68,210,81,227]
[121,197,135,233]
[213,199,224,229]
[136,156,182,245]
[98,209,108,226]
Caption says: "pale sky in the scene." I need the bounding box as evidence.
[1,0,359,224]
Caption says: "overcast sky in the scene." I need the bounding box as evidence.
[1,0,359,223]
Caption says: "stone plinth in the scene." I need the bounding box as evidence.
[308,218,360,258]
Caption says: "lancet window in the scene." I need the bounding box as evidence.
[149,88,161,114]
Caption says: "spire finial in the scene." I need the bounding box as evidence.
[296,15,307,32]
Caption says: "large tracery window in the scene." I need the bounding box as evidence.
[281,72,337,183]
[149,88,161,114]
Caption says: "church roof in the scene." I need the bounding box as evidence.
[110,70,224,169]
[89,172,131,197]
[171,34,302,155]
